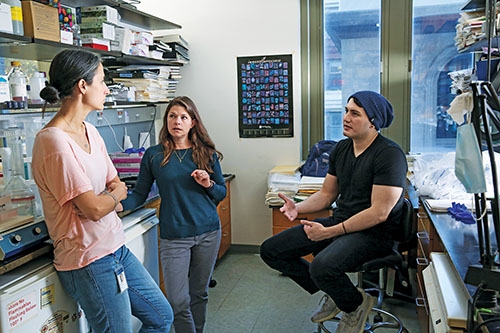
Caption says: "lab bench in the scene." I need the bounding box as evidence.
[415,198,498,333]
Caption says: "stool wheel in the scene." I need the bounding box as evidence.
[209,278,217,288]
[373,313,383,323]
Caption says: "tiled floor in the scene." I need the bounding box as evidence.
[205,252,421,333]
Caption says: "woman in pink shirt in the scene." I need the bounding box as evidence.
[32,49,173,332]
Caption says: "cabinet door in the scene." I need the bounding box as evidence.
[217,184,231,228]
[218,222,231,260]
[217,181,231,259]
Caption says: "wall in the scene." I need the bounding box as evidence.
[137,0,302,245]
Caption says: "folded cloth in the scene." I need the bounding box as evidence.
[447,202,476,224]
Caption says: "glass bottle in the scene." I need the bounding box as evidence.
[4,127,34,216]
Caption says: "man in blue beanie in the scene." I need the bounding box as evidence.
[261,91,407,333]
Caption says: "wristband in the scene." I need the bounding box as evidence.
[207,180,215,189]
[103,190,118,209]
[341,222,347,235]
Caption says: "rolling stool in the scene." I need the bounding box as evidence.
[318,198,413,333]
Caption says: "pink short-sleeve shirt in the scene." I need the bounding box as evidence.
[32,122,125,271]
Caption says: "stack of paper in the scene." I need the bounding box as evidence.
[455,9,486,51]
[110,65,182,102]
[265,165,301,206]
[448,68,473,94]
[265,189,296,206]
[154,34,189,65]
[296,176,325,202]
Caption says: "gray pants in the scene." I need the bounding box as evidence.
[159,229,221,333]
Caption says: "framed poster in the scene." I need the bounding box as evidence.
[237,54,293,138]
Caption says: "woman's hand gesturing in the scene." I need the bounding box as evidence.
[191,169,212,188]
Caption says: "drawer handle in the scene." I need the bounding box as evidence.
[415,297,426,307]
[415,297,428,315]
[417,212,428,219]
[417,231,429,239]
[220,205,228,210]
[416,257,429,266]
[222,232,229,237]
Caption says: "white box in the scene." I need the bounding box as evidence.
[133,31,153,46]
[0,76,10,102]
[111,27,132,54]
[0,3,13,34]
[81,37,110,50]
[80,5,120,26]
[60,30,73,45]
[131,43,149,57]
[80,22,115,40]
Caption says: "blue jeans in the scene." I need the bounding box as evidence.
[260,216,394,312]
[57,245,173,332]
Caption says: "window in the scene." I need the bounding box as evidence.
[410,0,473,153]
[323,1,382,141]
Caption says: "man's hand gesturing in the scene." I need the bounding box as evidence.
[278,193,299,221]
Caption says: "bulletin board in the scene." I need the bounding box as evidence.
[237,54,293,138]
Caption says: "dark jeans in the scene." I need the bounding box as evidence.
[260,216,394,312]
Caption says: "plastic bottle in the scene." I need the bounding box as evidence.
[8,61,27,106]
[28,72,45,104]
[2,0,23,36]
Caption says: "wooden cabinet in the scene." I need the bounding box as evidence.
[271,207,331,262]
[145,178,232,295]
[415,199,444,333]
[217,181,231,259]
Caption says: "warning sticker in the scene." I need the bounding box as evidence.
[7,291,38,329]
[40,284,55,309]
[40,310,70,333]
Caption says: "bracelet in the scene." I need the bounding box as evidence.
[207,180,215,189]
[103,190,118,209]
[341,222,347,235]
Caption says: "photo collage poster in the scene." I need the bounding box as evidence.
[237,54,293,138]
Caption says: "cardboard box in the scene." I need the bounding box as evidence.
[21,1,59,42]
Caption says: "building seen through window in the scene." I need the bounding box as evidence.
[323,0,473,153]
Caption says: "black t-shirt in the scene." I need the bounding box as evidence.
[328,134,408,234]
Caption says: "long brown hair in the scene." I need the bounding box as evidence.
[158,96,223,172]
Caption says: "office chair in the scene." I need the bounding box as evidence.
[318,198,413,333]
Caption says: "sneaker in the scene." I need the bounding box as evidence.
[311,294,341,323]
[336,288,375,333]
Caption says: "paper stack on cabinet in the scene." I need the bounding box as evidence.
[296,176,325,202]
[265,165,300,206]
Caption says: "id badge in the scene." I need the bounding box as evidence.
[115,266,128,293]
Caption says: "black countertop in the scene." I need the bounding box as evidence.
[424,204,498,296]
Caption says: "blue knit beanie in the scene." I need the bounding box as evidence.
[348,91,394,130]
